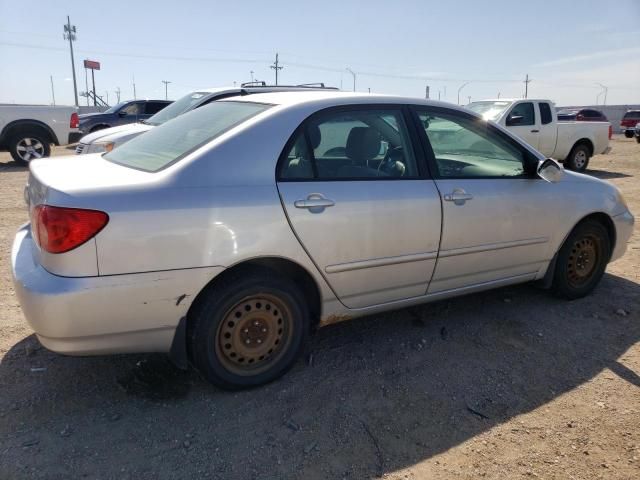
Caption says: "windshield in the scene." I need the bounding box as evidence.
[466,101,511,121]
[105,101,271,172]
[146,91,212,126]
[104,102,128,114]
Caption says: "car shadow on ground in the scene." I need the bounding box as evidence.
[0,273,638,479]
[0,160,27,172]
[587,169,633,180]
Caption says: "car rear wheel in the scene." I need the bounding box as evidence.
[565,144,590,172]
[636,136,640,144]
[9,133,51,165]
[624,131,634,138]
[188,269,309,390]
[552,220,610,299]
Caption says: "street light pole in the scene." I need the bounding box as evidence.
[457,82,470,105]
[63,15,79,107]
[346,68,356,92]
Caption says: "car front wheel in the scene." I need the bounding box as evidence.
[552,220,610,299]
[188,269,309,390]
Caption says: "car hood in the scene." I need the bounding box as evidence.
[79,123,153,144]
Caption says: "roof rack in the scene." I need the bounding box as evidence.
[239,82,338,90]
[240,81,267,87]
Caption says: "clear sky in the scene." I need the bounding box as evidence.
[1,0,639,107]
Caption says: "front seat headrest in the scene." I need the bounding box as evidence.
[306,124,322,150]
[346,127,380,163]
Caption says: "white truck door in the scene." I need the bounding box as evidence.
[537,101,557,157]
[504,101,540,151]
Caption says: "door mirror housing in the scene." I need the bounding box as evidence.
[506,114,523,126]
[537,158,563,183]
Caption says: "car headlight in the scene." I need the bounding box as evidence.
[90,141,115,153]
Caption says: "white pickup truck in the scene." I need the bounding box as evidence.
[467,99,611,171]
[0,104,81,164]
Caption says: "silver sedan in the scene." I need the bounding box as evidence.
[12,92,635,389]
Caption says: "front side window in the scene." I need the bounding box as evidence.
[105,101,271,172]
[506,102,535,126]
[120,102,142,115]
[279,109,419,180]
[416,110,527,179]
[539,103,552,125]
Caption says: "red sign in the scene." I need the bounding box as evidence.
[84,59,100,70]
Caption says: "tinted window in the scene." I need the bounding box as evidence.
[146,91,211,126]
[539,103,552,125]
[105,101,271,172]
[144,101,168,115]
[120,102,142,115]
[623,111,640,120]
[279,109,418,180]
[507,102,534,126]
[417,110,526,179]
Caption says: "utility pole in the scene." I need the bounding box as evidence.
[105,91,109,105]
[524,74,531,99]
[132,75,136,100]
[115,87,121,103]
[162,80,171,100]
[250,70,254,83]
[50,76,56,106]
[467,95,471,104]
[63,15,79,106]
[346,68,356,92]
[425,85,430,99]
[497,92,501,99]
[270,53,283,85]
[596,83,608,105]
[457,82,470,105]
[84,66,89,106]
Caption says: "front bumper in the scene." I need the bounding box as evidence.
[611,210,635,262]
[11,225,224,356]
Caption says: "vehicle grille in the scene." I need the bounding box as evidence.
[75,143,87,154]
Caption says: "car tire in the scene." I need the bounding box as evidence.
[565,143,590,172]
[188,268,310,390]
[552,220,610,300]
[8,132,51,165]
[624,131,634,138]
[636,136,640,144]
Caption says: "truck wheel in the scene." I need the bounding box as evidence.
[551,220,610,299]
[9,133,51,165]
[188,268,309,390]
[624,131,634,138]
[565,144,590,172]
[636,136,640,144]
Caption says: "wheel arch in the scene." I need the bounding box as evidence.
[186,256,323,331]
[572,138,594,156]
[0,119,58,146]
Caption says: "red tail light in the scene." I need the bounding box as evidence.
[608,125,613,140]
[32,205,108,254]
[70,112,79,129]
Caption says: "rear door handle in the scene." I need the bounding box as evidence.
[443,189,473,205]
[294,193,335,210]
[531,129,540,133]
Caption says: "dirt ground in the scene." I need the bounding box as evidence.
[0,138,638,480]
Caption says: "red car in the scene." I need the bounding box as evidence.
[621,110,640,138]
[557,108,608,122]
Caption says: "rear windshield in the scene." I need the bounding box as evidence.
[104,101,271,172]
[623,111,640,119]
[145,91,212,126]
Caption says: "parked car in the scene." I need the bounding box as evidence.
[467,99,611,171]
[0,104,80,164]
[75,84,339,154]
[621,110,640,138]
[12,92,634,389]
[635,122,640,143]
[78,99,171,135]
[557,108,607,122]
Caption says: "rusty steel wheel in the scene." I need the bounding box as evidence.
[215,294,293,376]
[552,220,610,299]
[566,235,600,289]
[189,268,309,389]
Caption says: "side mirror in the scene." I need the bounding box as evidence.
[537,158,563,183]
[506,114,523,126]
[118,111,128,117]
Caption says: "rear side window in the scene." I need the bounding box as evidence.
[539,103,552,125]
[623,111,640,120]
[144,101,168,115]
[105,101,271,172]
[279,109,419,180]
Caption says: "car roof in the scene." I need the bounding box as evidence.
[220,90,471,111]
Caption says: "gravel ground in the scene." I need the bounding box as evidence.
[0,138,638,479]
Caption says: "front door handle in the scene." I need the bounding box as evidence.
[443,189,473,205]
[531,129,540,133]
[294,193,335,210]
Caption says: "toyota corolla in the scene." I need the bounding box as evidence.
[11,91,634,389]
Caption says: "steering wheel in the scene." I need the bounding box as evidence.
[378,145,404,175]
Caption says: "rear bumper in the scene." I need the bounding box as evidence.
[11,225,224,356]
[611,210,635,262]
